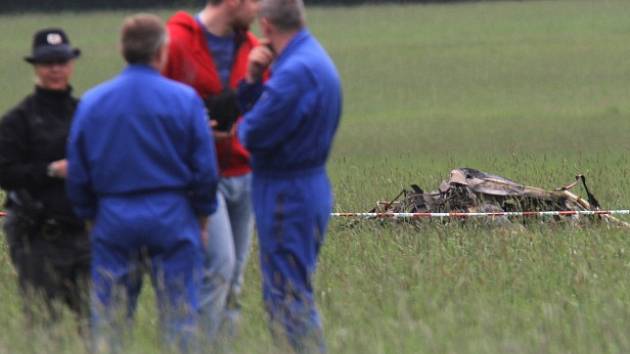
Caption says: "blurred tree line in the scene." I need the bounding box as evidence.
[0,0,496,13]
[0,0,199,13]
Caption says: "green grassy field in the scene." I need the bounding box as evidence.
[3,1,630,353]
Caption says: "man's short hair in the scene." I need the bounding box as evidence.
[260,0,305,32]
[120,14,166,65]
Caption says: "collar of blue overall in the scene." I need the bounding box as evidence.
[271,29,310,72]
[123,64,160,76]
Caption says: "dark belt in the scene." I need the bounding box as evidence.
[39,218,86,241]
[5,208,85,241]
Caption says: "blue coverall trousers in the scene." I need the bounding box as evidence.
[90,192,204,352]
[253,169,332,354]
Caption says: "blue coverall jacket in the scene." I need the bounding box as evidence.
[66,64,219,347]
[237,29,342,352]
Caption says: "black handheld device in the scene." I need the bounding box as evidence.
[205,89,241,132]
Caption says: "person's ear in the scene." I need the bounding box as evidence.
[261,17,272,37]
[157,41,169,71]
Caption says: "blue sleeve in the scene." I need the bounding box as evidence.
[237,79,264,114]
[66,103,98,220]
[187,95,220,216]
[237,70,310,153]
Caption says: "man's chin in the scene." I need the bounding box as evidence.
[233,23,251,32]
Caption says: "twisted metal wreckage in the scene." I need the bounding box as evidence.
[334,168,630,228]
[0,168,628,227]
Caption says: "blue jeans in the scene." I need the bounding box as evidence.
[200,173,254,342]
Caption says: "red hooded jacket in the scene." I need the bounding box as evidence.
[163,11,257,177]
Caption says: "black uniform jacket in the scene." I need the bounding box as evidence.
[0,86,81,224]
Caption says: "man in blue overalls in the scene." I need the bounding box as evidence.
[66,14,219,352]
[236,0,342,351]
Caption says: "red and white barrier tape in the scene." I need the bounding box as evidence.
[331,210,630,219]
[0,210,628,219]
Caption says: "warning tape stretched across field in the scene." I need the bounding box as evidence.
[0,210,628,220]
[331,210,630,219]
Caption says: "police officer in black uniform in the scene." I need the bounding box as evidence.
[0,28,90,327]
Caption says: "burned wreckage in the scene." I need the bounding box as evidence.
[367,168,629,227]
